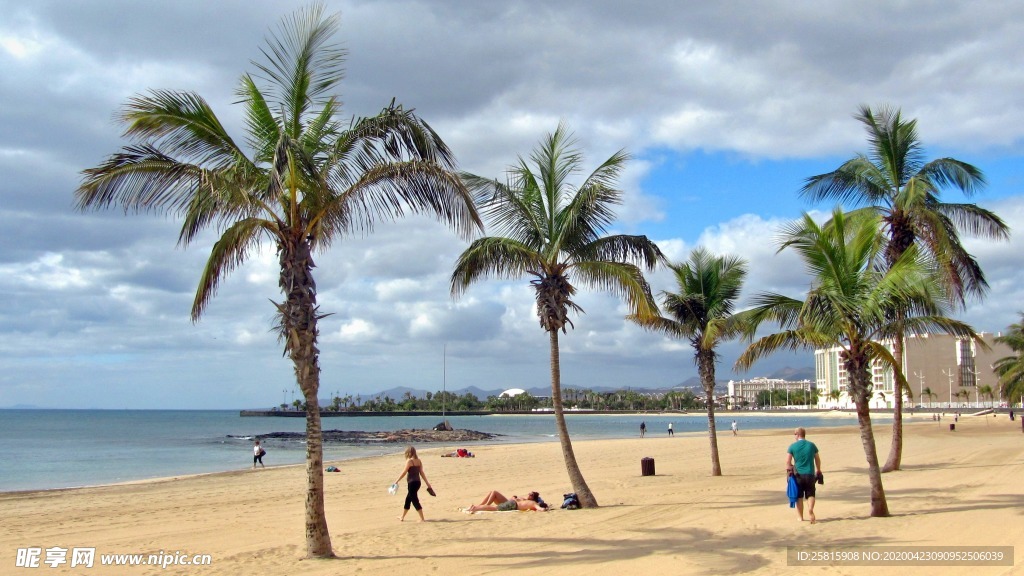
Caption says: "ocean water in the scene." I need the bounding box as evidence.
[0,409,868,492]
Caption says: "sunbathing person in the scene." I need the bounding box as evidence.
[466,491,548,512]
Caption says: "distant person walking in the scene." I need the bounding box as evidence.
[394,445,433,522]
[667,422,674,436]
[640,422,646,437]
[785,427,821,523]
[731,420,738,436]
[253,439,266,469]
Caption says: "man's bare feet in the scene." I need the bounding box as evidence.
[809,512,816,524]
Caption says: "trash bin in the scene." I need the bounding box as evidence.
[641,457,655,476]
[949,423,955,431]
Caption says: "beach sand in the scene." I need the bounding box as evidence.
[2,413,1021,575]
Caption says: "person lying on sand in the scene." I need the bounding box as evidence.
[441,448,475,457]
[465,490,548,513]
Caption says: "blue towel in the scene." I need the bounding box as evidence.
[787,475,798,508]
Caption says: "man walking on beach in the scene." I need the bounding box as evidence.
[785,428,821,523]
[667,422,674,436]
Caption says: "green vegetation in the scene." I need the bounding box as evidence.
[994,313,1024,402]
[801,105,1009,472]
[737,209,979,517]
[280,387,708,413]
[75,5,479,558]
[630,248,749,476]
[450,124,662,508]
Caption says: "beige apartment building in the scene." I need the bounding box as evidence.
[814,333,1013,409]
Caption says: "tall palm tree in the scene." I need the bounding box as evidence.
[75,5,480,557]
[629,248,748,476]
[801,105,1009,472]
[450,124,662,507]
[994,313,1024,404]
[736,209,978,517]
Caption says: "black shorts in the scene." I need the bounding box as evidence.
[795,473,816,499]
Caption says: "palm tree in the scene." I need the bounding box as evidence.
[450,124,662,507]
[956,389,971,407]
[629,248,747,476]
[75,5,480,557]
[994,313,1024,404]
[801,105,1009,472]
[977,384,995,408]
[828,389,842,408]
[736,209,978,517]
[921,387,936,408]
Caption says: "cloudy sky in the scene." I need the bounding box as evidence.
[2,0,1022,409]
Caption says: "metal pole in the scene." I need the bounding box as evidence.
[942,368,955,409]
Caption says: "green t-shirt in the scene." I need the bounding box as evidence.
[787,439,818,475]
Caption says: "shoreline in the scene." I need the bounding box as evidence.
[2,410,987,496]
[2,417,1021,575]
[0,412,1001,497]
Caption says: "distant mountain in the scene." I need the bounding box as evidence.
[768,366,815,381]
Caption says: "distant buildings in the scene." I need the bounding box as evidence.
[814,333,1013,409]
[727,377,815,409]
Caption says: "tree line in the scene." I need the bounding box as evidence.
[282,387,710,412]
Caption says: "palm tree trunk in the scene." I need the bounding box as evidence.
[280,235,333,557]
[549,330,598,507]
[301,390,332,556]
[699,350,722,476]
[846,351,890,517]
[883,334,906,472]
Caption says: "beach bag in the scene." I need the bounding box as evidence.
[259,448,266,457]
[561,493,580,510]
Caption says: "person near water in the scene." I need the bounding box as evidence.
[394,445,433,522]
[640,421,646,437]
[785,427,822,523]
[667,422,674,436]
[253,439,265,469]
[731,420,738,436]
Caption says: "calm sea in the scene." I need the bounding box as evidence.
[0,409,867,492]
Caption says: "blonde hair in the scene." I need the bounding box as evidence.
[404,446,418,459]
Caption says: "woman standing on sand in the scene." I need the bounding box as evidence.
[394,446,433,522]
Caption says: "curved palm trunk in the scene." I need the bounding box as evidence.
[698,350,722,476]
[845,350,890,517]
[549,330,598,507]
[280,235,333,557]
[883,334,906,472]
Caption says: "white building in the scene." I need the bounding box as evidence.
[727,377,815,409]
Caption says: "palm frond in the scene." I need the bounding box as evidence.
[191,218,271,320]
[450,237,542,296]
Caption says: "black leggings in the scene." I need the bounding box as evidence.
[404,480,422,511]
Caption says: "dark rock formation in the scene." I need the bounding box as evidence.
[241,428,498,444]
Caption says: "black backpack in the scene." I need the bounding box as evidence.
[561,493,580,510]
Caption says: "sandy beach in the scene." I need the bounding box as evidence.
[2,412,1021,575]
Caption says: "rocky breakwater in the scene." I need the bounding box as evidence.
[252,428,499,444]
